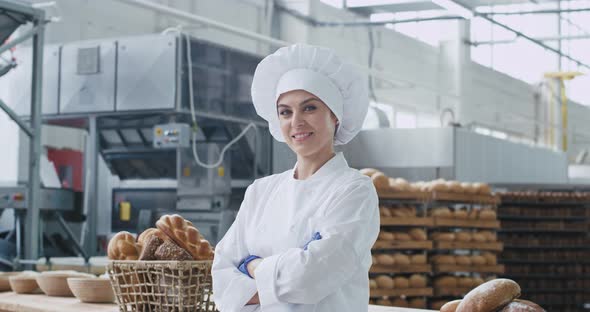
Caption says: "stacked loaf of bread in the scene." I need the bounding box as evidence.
[107,214,214,261]
[360,168,493,196]
[438,279,545,312]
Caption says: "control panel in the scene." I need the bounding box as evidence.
[153,123,191,148]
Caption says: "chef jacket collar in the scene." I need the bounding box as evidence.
[290,152,348,183]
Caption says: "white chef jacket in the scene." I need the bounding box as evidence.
[212,152,380,312]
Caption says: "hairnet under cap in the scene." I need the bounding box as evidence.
[251,43,369,145]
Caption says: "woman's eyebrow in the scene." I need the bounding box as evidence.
[277,97,319,108]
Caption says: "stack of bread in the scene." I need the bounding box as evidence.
[431,230,497,244]
[429,206,497,220]
[107,214,214,261]
[360,168,493,196]
[379,205,417,218]
[431,252,497,266]
[439,279,545,312]
[377,228,428,243]
[372,252,427,266]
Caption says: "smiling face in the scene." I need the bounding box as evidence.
[277,89,339,158]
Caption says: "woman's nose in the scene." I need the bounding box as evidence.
[291,111,305,127]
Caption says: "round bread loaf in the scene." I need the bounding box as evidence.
[378,231,395,241]
[107,231,140,260]
[376,254,395,266]
[409,274,427,288]
[379,206,392,217]
[410,254,427,264]
[394,254,411,265]
[394,232,412,241]
[458,277,473,288]
[456,232,472,242]
[433,255,456,265]
[480,209,497,220]
[369,279,377,289]
[482,252,498,265]
[498,299,546,312]
[372,172,390,190]
[480,230,497,242]
[467,209,479,219]
[360,168,379,177]
[375,275,394,289]
[393,276,409,288]
[434,276,458,288]
[440,299,462,312]
[408,228,427,241]
[472,255,487,265]
[433,232,455,241]
[456,255,473,266]
[454,209,468,219]
[431,207,452,218]
[455,279,521,312]
[472,232,487,243]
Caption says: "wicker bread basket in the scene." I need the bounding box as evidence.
[107,260,216,312]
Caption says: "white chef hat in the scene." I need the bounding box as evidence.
[251,43,369,145]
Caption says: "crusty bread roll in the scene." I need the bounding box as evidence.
[409,274,427,288]
[360,168,379,177]
[408,298,426,309]
[394,232,412,241]
[440,299,462,312]
[376,254,395,265]
[433,255,456,265]
[460,182,471,193]
[431,180,449,192]
[499,299,546,312]
[482,252,498,265]
[480,230,497,242]
[467,209,479,219]
[453,209,468,219]
[433,232,455,241]
[408,228,427,241]
[430,207,452,218]
[393,254,411,265]
[375,275,394,289]
[434,276,458,288]
[393,276,409,288]
[156,214,214,260]
[456,255,473,266]
[391,298,409,307]
[390,177,410,192]
[391,205,416,217]
[458,277,473,288]
[472,277,484,286]
[455,279,521,312]
[369,279,377,289]
[379,206,392,217]
[455,232,472,242]
[371,172,390,190]
[480,209,497,220]
[410,254,427,264]
[472,255,487,266]
[478,183,492,195]
[472,232,487,243]
[378,231,395,241]
[108,231,141,260]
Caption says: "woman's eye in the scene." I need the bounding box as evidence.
[279,110,291,116]
[304,105,317,112]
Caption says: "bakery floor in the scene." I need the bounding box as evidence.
[0,292,436,312]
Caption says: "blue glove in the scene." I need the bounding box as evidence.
[303,232,322,250]
[238,255,261,278]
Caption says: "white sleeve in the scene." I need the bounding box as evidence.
[212,185,258,312]
[254,180,380,306]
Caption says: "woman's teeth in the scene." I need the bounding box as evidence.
[293,132,313,139]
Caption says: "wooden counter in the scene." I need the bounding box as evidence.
[0,292,437,312]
